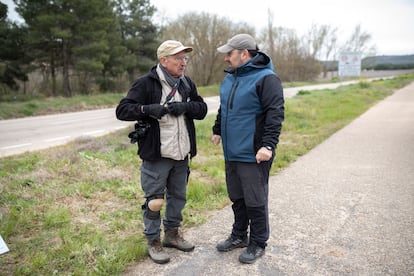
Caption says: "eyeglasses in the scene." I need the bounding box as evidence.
[169,55,189,63]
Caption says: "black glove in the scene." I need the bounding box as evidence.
[167,102,188,116]
[142,104,168,119]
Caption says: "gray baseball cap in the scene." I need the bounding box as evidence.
[217,34,258,53]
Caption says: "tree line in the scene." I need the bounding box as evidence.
[0,1,376,97]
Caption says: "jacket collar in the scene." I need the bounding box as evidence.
[225,52,273,76]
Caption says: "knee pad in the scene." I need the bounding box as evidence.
[148,198,164,212]
[143,195,164,220]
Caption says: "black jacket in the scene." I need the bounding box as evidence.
[116,66,207,160]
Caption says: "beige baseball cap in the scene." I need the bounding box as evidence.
[157,40,193,58]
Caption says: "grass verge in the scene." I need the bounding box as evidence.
[0,74,413,275]
[0,81,317,120]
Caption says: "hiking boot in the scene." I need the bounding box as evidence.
[163,227,195,252]
[239,242,265,264]
[147,239,170,264]
[216,235,249,252]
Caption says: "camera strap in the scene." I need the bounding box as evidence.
[163,82,179,105]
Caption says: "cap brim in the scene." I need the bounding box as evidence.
[217,44,234,53]
[170,46,193,56]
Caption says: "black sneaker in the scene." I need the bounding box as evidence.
[216,235,249,252]
[239,243,265,264]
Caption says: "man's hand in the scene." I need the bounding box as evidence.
[142,104,168,119]
[212,134,221,146]
[167,102,188,116]
[256,147,272,164]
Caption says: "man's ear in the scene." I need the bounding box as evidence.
[159,56,168,66]
[241,49,250,61]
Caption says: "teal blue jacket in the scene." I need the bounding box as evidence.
[213,52,285,162]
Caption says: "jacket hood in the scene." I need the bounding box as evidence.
[225,51,274,75]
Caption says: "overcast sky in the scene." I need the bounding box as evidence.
[4,0,414,56]
[152,0,414,56]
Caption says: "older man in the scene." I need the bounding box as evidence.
[116,40,207,264]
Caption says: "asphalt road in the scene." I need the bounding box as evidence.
[0,78,380,158]
[0,108,131,157]
[123,82,414,275]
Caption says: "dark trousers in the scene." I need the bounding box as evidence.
[225,160,272,248]
[140,157,189,241]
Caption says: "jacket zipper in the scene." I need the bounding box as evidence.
[224,78,239,160]
[229,80,239,110]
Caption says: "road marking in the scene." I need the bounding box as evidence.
[44,136,71,142]
[50,116,111,125]
[1,143,32,150]
[50,119,79,124]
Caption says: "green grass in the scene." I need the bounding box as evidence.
[0,93,125,120]
[0,81,319,120]
[0,74,413,275]
[272,77,413,172]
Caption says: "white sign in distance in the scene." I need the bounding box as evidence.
[338,52,361,77]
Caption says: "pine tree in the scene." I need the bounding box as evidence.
[114,0,159,82]
[0,2,30,93]
[16,0,124,95]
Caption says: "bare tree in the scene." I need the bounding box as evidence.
[321,28,338,78]
[305,23,327,59]
[260,14,321,81]
[161,11,372,84]
[305,23,338,60]
[160,12,254,86]
[304,23,338,77]
[323,28,338,61]
[266,8,275,59]
[342,24,376,57]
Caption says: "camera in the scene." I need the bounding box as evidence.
[128,120,150,144]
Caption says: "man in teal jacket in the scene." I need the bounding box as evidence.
[212,33,284,264]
